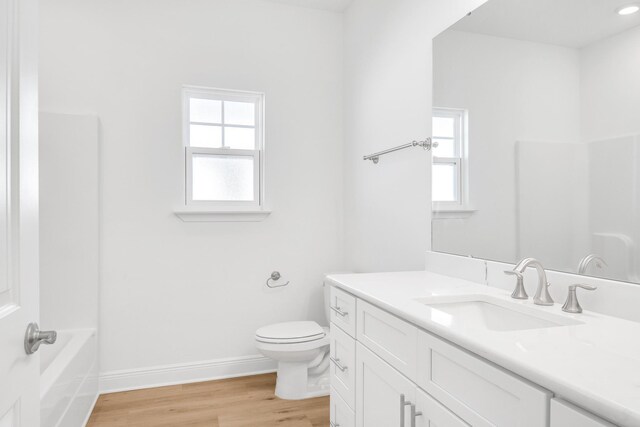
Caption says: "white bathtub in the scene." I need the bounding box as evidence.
[40,329,98,427]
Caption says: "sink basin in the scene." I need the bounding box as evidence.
[415,294,582,332]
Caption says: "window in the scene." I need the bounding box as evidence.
[432,108,468,210]
[183,87,264,211]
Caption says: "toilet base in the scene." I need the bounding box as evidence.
[274,361,330,400]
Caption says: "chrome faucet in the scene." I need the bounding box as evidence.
[562,284,597,314]
[512,258,554,306]
[577,254,607,275]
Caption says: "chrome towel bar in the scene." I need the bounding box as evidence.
[363,138,437,164]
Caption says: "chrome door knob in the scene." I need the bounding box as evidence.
[24,322,57,354]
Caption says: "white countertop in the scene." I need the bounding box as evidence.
[326,271,640,427]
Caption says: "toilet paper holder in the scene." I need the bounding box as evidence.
[266,271,289,288]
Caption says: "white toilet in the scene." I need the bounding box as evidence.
[255,284,331,400]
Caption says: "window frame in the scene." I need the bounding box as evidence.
[182,86,266,211]
[432,107,470,212]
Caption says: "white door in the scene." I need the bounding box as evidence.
[0,0,41,425]
[355,343,416,427]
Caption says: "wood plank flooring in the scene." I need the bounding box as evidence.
[87,373,330,427]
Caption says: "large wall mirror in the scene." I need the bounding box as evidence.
[431,0,640,284]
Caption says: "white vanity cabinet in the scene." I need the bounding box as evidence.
[328,285,614,427]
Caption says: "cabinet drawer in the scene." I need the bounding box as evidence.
[356,299,418,380]
[330,322,356,409]
[330,286,357,337]
[417,330,551,427]
[331,387,355,427]
[551,399,615,427]
[416,388,469,427]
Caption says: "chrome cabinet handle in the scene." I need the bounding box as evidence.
[330,305,348,317]
[330,356,348,372]
[400,394,412,426]
[24,322,57,355]
[410,404,423,427]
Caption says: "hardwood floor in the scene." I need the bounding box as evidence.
[86,373,329,427]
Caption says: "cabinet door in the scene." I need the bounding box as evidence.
[331,387,355,427]
[417,330,550,427]
[415,388,469,427]
[356,343,416,427]
[550,399,616,427]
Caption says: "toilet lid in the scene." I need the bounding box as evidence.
[256,321,326,344]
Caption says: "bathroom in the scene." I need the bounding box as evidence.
[1,0,639,426]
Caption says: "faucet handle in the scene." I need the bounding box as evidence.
[569,284,597,292]
[562,284,597,314]
[504,270,528,300]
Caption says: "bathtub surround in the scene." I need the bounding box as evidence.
[40,330,98,427]
[39,113,100,424]
[40,0,344,392]
[39,113,100,332]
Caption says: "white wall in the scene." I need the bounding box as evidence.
[39,113,99,332]
[40,0,344,378]
[580,25,640,141]
[343,0,485,273]
[431,30,582,265]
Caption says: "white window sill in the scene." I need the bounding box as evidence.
[174,208,272,222]
[432,207,477,219]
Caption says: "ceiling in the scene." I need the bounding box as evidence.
[451,0,640,48]
[265,0,353,12]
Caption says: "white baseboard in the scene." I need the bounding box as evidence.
[99,354,277,394]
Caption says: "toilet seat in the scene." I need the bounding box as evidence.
[256,321,326,344]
